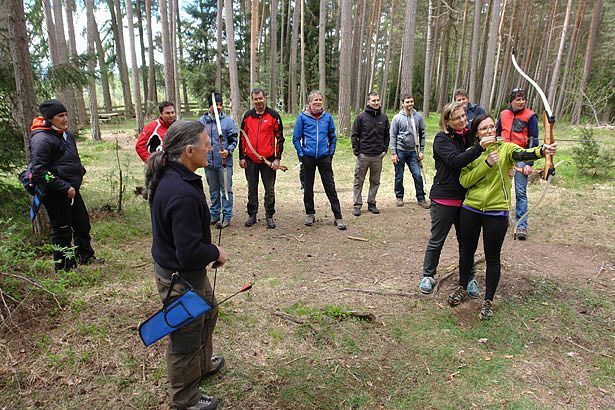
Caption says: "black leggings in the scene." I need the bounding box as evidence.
[459,208,508,301]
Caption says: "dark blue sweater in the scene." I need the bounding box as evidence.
[150,162,219,272]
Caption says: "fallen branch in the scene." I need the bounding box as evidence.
[0,272,62,309]
[431,257,486,295]
[347,236,369,242]
[343,288,416,298]
[565,337,613,359]
[272,310,316,331]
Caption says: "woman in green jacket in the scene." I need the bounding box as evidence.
[447,114,557,320]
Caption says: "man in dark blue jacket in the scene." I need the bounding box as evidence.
[29,99,98,271]
[293,91,346,230]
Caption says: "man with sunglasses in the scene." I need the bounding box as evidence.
[495,88,539,240]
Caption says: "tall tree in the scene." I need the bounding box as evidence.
[468,0,482,101]
[125,0,144,130]
[400,0,417,96]
[437,9,452,112]
[224,0,241,122]
[160,0,177,103]
[135,0,149,102]
[7,0,38,157]
[250,0,259,87]
[145,0,158,113]
[337,0,353,135]
[288,0,300,113]
[318,0,326,98]
[270,0,278,107]
[479,0,502,110]
[216,0,223,91]
[547,0,573,104]
[381,0,396,112]
[85,0,101,140]
[64,0,88,126]
[109,0,135,116]
[571,0,603,124]
[92,17,113,112]
[300,0,306,106]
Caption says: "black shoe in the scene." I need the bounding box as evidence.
[367,204,380,214]
[202,355,225,380]
[79,255,104,265]
[352,207,361,217]
[245,214,257,227]
[266,217,276,229]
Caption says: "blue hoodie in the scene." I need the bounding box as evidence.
[292,109,336,159]
[199,111,238,169]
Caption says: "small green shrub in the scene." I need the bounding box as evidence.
[571,128,615,178]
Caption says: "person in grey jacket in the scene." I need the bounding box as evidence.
[389,94,429,209]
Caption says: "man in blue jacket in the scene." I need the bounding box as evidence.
[293,91,346,230]
[199,93,238,229]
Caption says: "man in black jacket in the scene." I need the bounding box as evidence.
[351,92,390,216]
[29,99,97,271]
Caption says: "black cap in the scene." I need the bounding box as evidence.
[208,93,223,107]
[39,99,67,120]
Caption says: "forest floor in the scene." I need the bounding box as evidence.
[0,118,614,409]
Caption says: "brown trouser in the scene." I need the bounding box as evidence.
[154,263,219,409]
[353,152,385,207]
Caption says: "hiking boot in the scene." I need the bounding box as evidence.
[266,217,276,229]
[184,395,218,410]
[216,219,230,229]
[419,276,435,294]
[467,278,480,299]
[352,207,361,217]
[479,299,494,320]
[245,214,257,227]
[418,199,430,209]
[304,214,315,226]
[367,204,380,214]
[334,219,347,230]
[79,255,104,265]
[448,286,468,306]
[396,198,404,207]
[516,227,527,240]
[202,355,225,380]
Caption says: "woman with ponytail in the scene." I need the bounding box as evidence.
[146,120,227,410]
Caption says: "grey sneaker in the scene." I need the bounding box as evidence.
[396,198,404,207]
[448,286,468,306]
[352,207,361,217]
[184,395,218,410]
[467,278,480,299]
[479,300,494,320]
[304,214,315,226]
[419,276,435,294]
[215,219,230,229]
[516,227,527,240]
[334,219,347,230]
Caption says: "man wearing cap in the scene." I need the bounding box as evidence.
[496,88,539,240]
[135,101,177,162]
[199,93,238,229]
[29,99,98,271]
[453,88,487,128]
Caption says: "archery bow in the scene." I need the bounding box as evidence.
[510,48,561,239]
[239,128,289,171]
[211,93,228,202]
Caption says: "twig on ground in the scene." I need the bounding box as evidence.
[342,288,416,298]
[565,337,613,359]
[0,272,62,309]
[272,310,316,331]
[347,236,369,242]
[294,234,305,242]
[130,262,148,268]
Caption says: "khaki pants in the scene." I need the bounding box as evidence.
[353,152,385,207]
[154,264,219,409]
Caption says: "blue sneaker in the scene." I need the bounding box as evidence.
[419,276,435,294]
[467,278,480,299]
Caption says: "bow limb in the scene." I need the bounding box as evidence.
[211,93,228,201]
[239,129,288,171]
[511,49,555,180]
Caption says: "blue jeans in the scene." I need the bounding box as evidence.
[205,163,234,221]
[514,161,528,229]
[394,150,425,201]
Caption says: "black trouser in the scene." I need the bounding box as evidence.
[302,155,343,219]
[42,189,95,271]
[245,159,277,217]
[459,208,508,301]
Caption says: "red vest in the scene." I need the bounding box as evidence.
[499,108,535,148]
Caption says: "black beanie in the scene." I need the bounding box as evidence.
[509,88,526,103]
[39,99,67,120]
[207,93,223,107]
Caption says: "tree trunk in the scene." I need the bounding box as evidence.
[250,0,259,87]
[159,0,176,103]
[421,0,434,115]
[453,0,470,93]
[475,0,491,103]
[479,0,501,110]
[547,0,573,105]
[126,0,144,131]
[269,0,278,106]
[7,0,38,158]
[437,11,451,112]
[64,0,88,126]
[85,0,101,140]
[145,0,157,114]
[136,0,148,102]
[279,0,287,110]
[109,0,135,116]
[400,0,417,96]
[176,6,190,114]
[288,0,300,113]
[468,0,482,101]
[42,0,59,65]
[318,0,326,99]
[556,0,585,117]
[381,0,395,112]
[353,0,367,110]
[496,0,516,110]
[571,0,602,124]
[171,0,180,115]
[488,0,508,110]
[215,0,223,91]
[92,17,113,112]
[300,0,306,106]
[224,0,241,122]
[337,0,353,135]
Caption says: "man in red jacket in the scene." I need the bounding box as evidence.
[135,101,176,162]
[239,88,284,229]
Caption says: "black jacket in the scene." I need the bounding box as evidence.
[29,122,86,192]
[429,128,484,200]
[351,106,390,156]
[150,162,220,272]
